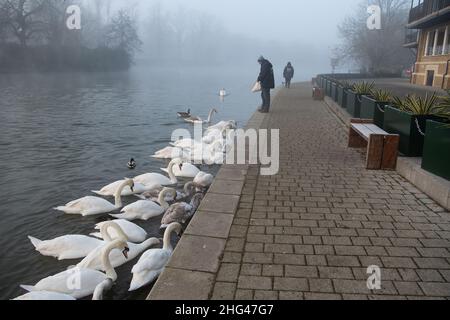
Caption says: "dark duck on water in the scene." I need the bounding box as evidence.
[177,108,191,118]
[127,158,137,170]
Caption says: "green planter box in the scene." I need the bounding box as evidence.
[360,95,390,128]
[346,90,361,118]
[383,106,441,157]
[422,120,450,180]
[332,83,339,102]
[337,86,348,108]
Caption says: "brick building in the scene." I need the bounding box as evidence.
[405,0,450,89]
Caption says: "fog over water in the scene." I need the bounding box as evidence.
[132,0,362,76]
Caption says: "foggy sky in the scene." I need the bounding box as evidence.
[139,0,362,46]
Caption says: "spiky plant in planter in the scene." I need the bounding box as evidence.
[371,89,393,103]
[399,94,440,115]
[353,82,375,95]
[438,91,450,127]
[340,80,354,90]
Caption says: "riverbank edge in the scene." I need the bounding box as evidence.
[323,95,450,211]
[146,96,271,300]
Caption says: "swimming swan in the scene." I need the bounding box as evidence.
[92,180,151,197]
[55,179,134,216]
[110,188,176,221]
[77,223,160,271]
[129,222,182,291]
[133,158,183,187]
[161,193,204,228]
[90,219,147,243]
[28,233,109,261]
[193,171,214,190]
[161,161,200,178]
[13,291,76,300]
[21,225,129,299]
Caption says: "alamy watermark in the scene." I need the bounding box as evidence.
[66,5,81,30]
[170,123,280,176]
[367,5,381,30]
[367,265,382,290]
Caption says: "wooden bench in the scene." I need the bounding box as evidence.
[348,119,400,170]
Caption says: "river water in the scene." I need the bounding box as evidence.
[0,66,259,300]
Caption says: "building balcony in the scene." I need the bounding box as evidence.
[407,0,450,29]
[404,29,420,47]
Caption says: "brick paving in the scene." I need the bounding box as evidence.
[211,83,450,300]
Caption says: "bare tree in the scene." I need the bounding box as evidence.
[105,9,142,58]
[336,0,412,74]
[1,0,49,47]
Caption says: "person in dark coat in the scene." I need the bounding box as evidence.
[257,56,275,113]
[283,62,294,88]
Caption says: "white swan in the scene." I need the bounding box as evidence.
[152,146,187,159]
[184,108,218,124]
[21,225,129,299]
[90,219,147,243]
[92,180,151,197]
[161,161,200,178]
[206,120,237,133]
[129,223,182,291]
[110,188,176,221]
[133,158,183,187]
[54,179,134,216]
[28,234,107,261]
[77,223,160,271]
[161,193,204,228]
[13,291,76,300]
[183,140,224,164]
[194,171,214,190]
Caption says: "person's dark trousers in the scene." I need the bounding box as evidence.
[285,79,291,88]
[261,87,271,112]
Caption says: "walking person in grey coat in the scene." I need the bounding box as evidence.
[283,62,294,89]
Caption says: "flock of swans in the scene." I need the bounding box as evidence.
[14,108,237,300]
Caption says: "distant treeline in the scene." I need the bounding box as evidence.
[0,44,131,72]
[0,0,141,72]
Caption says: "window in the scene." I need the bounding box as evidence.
[445,27,450,55]
[435,29,445,55]
[426,31,435,56]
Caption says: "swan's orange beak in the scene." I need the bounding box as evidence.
[179,163,183,171]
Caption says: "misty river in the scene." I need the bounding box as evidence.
[0,66,264,300]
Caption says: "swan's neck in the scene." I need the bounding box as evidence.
[114,180,129,208]
[139,238,159,251]
[158,189,173,210]
[101,241,120,281]
[184,182,194,197]
[163,227,175,251]
[167,160,178,184]
[101,221,129,242]
[207,110,215,123]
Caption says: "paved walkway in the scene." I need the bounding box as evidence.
[210,83,450,300]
